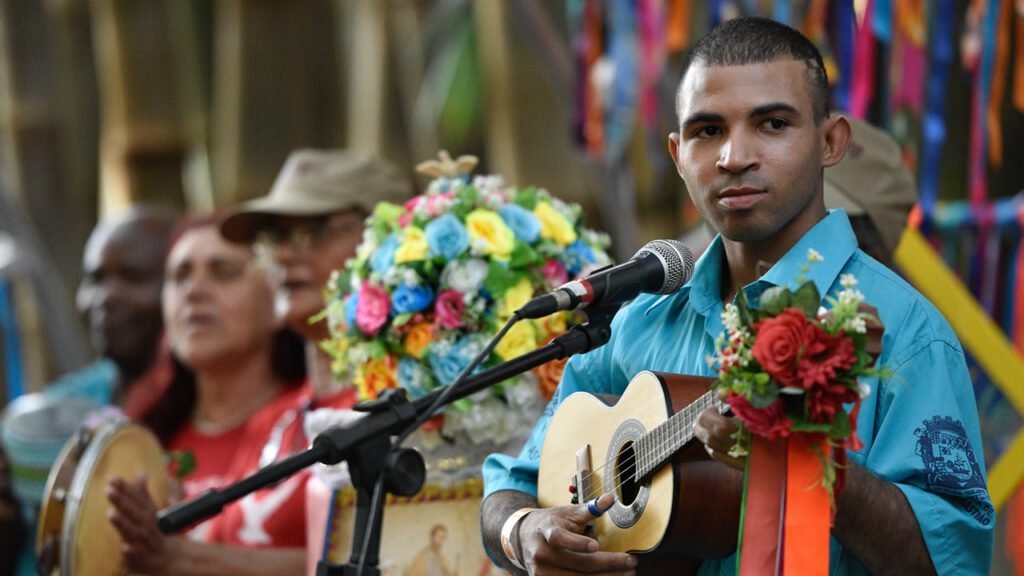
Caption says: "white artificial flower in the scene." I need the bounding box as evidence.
[441,258,489,294]
[858,380,872,399]
[807,248,824,263]
[839,273,858,290]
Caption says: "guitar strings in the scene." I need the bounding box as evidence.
[574,393,723,502]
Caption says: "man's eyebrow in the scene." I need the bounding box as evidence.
[681,112,723,131]
[750,102,800,117]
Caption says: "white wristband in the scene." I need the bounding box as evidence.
[500,507,536,570]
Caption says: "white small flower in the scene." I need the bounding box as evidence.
[807,248,824,263]
[846,316,867,334]
[721,303,742,332]
[779,386,805,395]
[402,269,420,286]
[839,273,858,290]
[838,289,865,307]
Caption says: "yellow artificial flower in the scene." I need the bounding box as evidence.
[403,323,434,359]
[534,201,577,246]
[355,356,398,400]
[395,227,428,264]
[494,320,538,361]
[466,209,515,260]
[498,277,535,320]
[533,310,569,342]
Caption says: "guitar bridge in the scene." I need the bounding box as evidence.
[571,444,593,506]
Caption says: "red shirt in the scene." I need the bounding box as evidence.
[202,385,359,548]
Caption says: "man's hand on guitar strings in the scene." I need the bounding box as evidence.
[517,492,638,575]
[693,408,747,471]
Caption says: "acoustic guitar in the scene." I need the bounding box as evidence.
[538,371,742,572]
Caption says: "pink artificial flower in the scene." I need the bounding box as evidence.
[356,283,391,336]
[541,258,569,287]
[435,290,465,330]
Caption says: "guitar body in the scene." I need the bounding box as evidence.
[538,371,741,572]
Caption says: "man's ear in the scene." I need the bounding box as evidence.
[667,132,685,179]
[821,115,852,168]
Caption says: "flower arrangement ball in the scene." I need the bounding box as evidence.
[323,152,612,445]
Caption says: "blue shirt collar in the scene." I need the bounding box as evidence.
[643,209,858,315]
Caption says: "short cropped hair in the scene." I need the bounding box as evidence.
[678,17,831,123]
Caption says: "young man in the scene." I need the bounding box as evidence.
[480,17,993,576]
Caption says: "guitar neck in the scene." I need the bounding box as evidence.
[634,390,727,480]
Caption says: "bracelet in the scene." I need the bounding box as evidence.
[500,507,536,570]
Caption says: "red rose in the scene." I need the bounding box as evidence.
[796,330,857,390]
[805,380,859,423]
[751,309,814,387]
[725,393,792,440]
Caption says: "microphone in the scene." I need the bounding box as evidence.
[516,239,695,320]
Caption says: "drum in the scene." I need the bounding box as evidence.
[36,420,170,576]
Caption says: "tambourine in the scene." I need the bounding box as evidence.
[36,420,169,576]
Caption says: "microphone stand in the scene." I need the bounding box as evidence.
[157,304,621,576]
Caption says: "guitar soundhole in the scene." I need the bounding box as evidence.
[615,442,640,506]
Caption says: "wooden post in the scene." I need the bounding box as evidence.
[90,0,202,214]
[211,0,341,205]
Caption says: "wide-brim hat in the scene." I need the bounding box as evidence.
[823,117,918,256]
[221,149,414,242]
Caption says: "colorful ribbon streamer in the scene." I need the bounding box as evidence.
[738,434,831,576]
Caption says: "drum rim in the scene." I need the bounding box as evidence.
[59,421,165,576]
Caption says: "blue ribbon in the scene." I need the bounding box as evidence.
[832,0,856,112]
[605,0,638,163]
[0,280,24,399]
[919,0,955,228]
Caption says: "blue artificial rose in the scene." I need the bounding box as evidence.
[425,213,469,261]
[398,357,433,399]
[391,284,435,315]
[344,293,359,330]
[498,204,541,243]
[371,234,400,274]
[564,239,596,275]
[427,336,483,387]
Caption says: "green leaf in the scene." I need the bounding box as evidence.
[789,420,833,433]
[749,381,779,408]
[373,202,405,231]
[514,187,539,209]
[736,290,755,325]
[484,260,516,296]
[393,313,413,327]
[758,286,793,315]
[509,241,540,269]
[792,281,822,317]
[830,410,851,439]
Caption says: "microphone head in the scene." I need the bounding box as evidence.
[636,239,695,294]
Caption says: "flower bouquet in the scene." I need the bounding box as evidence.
[707,249,887,575]
[322,152,612,449]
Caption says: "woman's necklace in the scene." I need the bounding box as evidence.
[191,386,279,435]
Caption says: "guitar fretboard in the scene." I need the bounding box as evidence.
[633,391,728,480]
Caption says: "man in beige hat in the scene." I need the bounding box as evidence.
[823,116,918,267]
[221,149,413,398]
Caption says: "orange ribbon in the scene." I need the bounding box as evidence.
[988,0,1013,167]
[739,434,831,575]
[782,434,831,575]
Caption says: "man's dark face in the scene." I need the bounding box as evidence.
[76,221,167,376]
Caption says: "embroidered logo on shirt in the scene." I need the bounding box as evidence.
[914,415,993,525]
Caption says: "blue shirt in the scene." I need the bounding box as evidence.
[483,211,994,575]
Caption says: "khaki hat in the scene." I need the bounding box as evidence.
[823,117,918,256]
[221,149,413,242]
